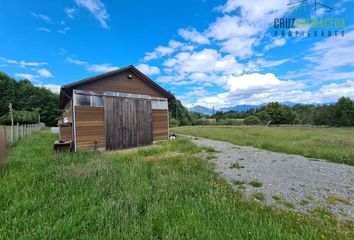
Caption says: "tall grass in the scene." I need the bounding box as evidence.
[0,131,352,239]
[174,126,354,166]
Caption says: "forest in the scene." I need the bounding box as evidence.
[169,96,354,127]
[0,72,59,126]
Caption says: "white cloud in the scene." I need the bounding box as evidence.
[87,64,118,73]
[178,28,210,44]
[206,0,291,58]
[0,57,48,68]
[36,68,53,78]
[65,8,77,18]
[58,27,70,34]
[246,58,290,72]
[136,64,160,75]
[143,40,195,61]
[67,57,87,65]
[37,27,51,32]
[31,12,52,23]
[38,84,61,94]
[207,15,257,40]
[75,0,109,28]
[66,57,117,73]
[193,73,354,108]
[265,38,286,50]
[14,73,37,81]
[285,28,354,84]
[305,29,354,71]
[193,73,303,107]
[163,48,243,75]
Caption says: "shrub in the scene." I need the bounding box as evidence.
[169,118,180,127]
[244,116,261,125]
[215,119,244,126]
[193,118,211,126]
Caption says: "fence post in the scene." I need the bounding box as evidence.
[16,122,19,141]
[20,125,23,138]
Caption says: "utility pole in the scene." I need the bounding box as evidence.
[175,100,178,127]
[212,106,215,124]
[9,103,14,143]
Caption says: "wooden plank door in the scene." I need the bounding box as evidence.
[104,97,152,150]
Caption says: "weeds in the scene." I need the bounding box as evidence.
[272,195,294,208]
[230,162,244,169]
[249,180,263,188]
[253,192,265,201]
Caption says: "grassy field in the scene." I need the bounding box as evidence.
[0,131,353,239]
[173,126,354,166]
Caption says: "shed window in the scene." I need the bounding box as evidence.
[76,94,91,106]
[92,96,104,107]
[151,100,168,110]
[75,93,104,107]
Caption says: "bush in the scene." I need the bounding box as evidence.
[215,119,244,126]
[192,118,211,126]
[169,118,180,127]
[0,110,38,125]
[244,116,261,125]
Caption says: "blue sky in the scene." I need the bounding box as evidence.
[0,0,353,108]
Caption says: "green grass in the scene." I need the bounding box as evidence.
[272,195,295,209]
[0,130,353,239]
[249,180,263,188]
[173,126,354,165]
[253,192,265,201]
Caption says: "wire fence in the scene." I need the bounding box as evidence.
[0,123,45,170]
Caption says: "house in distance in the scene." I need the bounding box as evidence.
[57,65,174,151]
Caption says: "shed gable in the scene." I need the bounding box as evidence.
[75,70,165,98]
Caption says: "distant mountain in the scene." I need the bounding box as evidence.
[188,105,214,115]
[188,102,299,115]
[219,104,266,112]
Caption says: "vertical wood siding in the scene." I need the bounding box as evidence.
[74,106,105,150]
[104,97,152,150]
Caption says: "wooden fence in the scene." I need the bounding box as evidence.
[0,123,45,169]
[0,123,45,146]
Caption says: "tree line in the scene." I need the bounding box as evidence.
[1,71,353,127]
[0,72,60,126]
[169,96,354,127]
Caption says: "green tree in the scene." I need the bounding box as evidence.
[0,72,60,126]
[244,116,261,125]
[259,102,297,124]
[333,97,354,127]
[168,94,191,126]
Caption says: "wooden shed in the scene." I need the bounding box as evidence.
[57,65,173,151]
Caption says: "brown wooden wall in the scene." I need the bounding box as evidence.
[76,71,165,98]
[74,106,105,151]
[59,125,72,141]
[152,110,169,141]
[73,101,169,151]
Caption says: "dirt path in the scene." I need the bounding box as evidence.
[184,135,354,220]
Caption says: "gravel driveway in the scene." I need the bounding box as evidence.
[186,135,354,220]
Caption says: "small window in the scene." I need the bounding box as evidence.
[76,94,90,106]
[92,96,104,107]
[151,100,168,110]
